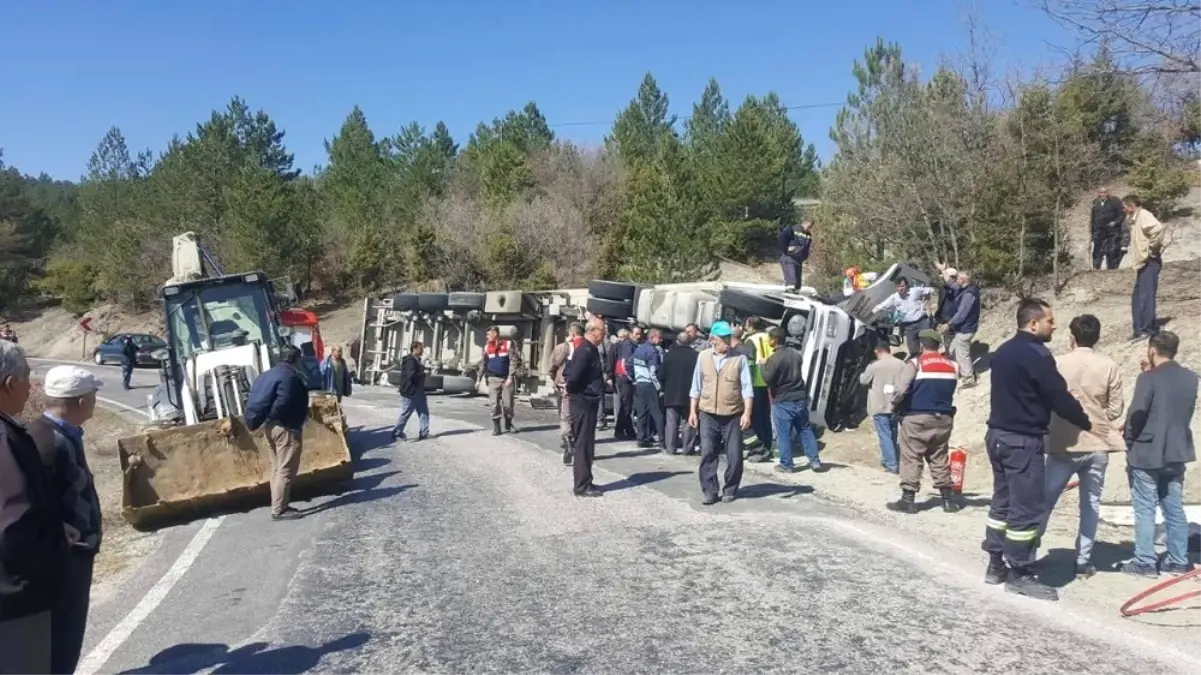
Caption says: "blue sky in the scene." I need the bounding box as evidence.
[0,1,1074,180]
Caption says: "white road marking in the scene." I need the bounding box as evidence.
[97,396,150,418]
[76,516,226,675]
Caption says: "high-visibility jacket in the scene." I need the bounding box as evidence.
[744,331,774,388]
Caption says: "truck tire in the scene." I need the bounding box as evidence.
[424,375,444,391]
[588,280,637,302]
[587,297,634,319]
[448,292,486,311]
[417,293,449,313]
[386,371,403,387]
[392,293,419,311]
[441,375,475,395]
[717,289,785,321]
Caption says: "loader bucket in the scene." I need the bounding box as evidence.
[117,394,354,530]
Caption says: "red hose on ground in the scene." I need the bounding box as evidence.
[1119,568,1201,617]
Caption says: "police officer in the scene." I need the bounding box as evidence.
[984,298,1091,601]
[120,335,138,390]
[476,326,524,436]
[887,329,961,514]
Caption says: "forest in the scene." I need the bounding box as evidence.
[1,27,1198,316]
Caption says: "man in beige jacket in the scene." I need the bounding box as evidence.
[1041,314,1125,578]
[1124,194,1170,341]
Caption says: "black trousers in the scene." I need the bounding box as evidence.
[633,382,664,444]
[900,317,931,358]
[570,395,600,493]
[1091,236,1123,270]
[1132,258,1161,338]
[983,429,1046,570]
[51,550,95,674]
[698,412,745,499]
[614,377,636,438]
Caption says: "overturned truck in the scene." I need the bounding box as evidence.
[356,263,931,432]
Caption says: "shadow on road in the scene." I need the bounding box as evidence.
[354,456,391,472]
[119,632,370,674]
[737,483,815,499]
[1037,543,1134,588]
[598,470,690,492]
[349,426,397,457]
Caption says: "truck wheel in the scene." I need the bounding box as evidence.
[448,292,486,311]
[717,289,786,321]
[424,375,444,391]
[386,371,403,387]
[588,280,637,302]
[392,293,419,311]
[417,293,449,313]
[587,297,634,319]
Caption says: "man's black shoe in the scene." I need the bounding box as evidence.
[271,509,303,521]
[1005,573,1059,601]
[1122,561,1159,579]
[701,493,719,506]
[492,420,502,436]
[561,440,573,465]
[721,494,736,503]
[504,418,515,433]
[417,433,430,441]
[774,464,797,474]
[886,489,917,514]
[1162,562,1194,576]
[636,440,653,448]
[940,488,963,513]
[752,452,773,463]
[1075,562,1097,579]
[574,487,603,498]
[985,558,1008,585]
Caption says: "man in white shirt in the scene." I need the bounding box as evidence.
[872,278,934,359]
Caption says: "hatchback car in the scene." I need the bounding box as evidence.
[93,333,167,366]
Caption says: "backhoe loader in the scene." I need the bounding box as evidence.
[117,233,353,530]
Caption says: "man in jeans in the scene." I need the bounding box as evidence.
[860,342,905,474]
[1041,315,1126,578]
[761,328,822,474]
[244,345,310,521]
[1122,331,1197,578]
[393,342,430,442]
[689,321,754,505]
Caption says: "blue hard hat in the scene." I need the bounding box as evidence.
[710,321,733,338]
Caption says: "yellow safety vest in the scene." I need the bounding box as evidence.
[744,331,774,388]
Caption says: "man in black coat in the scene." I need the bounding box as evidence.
[660,333,700,455]
[564,319,606,497]
[392,342,430,441]
[245,345,311,521]
[120,335,138,390]
[1090,187,1126,270]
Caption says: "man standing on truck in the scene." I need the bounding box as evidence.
[778,220,813,292]
[393,342,430,442]
[872,278,934,359]
[477,325,523,436]
[743,317,776,463]
[563,319,606,498]
[612,326,642,440]
[245,345,310,522]
[689,321,754,505]
[887,329,962,515]
[984,299,1091,601]
[550,324,585,464]
[631,328,666,450]
[27,366,104,675]
[120,334,138,390]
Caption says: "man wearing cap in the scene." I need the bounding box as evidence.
[886,329,963,515]
[27,366,104,675]
[245,345,310,521]
[688,321,754,505]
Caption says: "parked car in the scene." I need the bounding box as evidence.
[94,333,168,366]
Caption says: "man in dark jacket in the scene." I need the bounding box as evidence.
[630,329,665,449]
[983,298,1091,601]
[942,270,980,387]
[28,366,104,675]
[761,328,821,473]
[778,220,813,291]
[245,345,310,521]
[612,326,642,440]
[392,342,429,442]
[661,333,700,455]
[319,345,353,402]
[564,319,606,497]
[120,334,138,390]
[0,341,66,674]
[1122,331,1197,578]
[1090,187,1126,270]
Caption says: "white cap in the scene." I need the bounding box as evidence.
[43,366,104,398]
[943,267,957,280]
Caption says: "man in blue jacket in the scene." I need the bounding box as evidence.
[120,335,138,390]
[778,220,813,292]
[630,329,665,450]
[245,345,310,521]
[983,298,1091,602]
[941,270,980,387]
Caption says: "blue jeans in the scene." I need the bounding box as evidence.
[1130,464,1189,568]
[393,391,430,439]
[122,361,134,389]
[1040,452,1108,566]
[771,400,819,468]
[872,413,898,473]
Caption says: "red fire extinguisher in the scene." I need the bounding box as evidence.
[950,447,967,493]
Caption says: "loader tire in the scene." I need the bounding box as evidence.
[587,297,634,319]
[417,293,449,313]
[717,289,785,321]
[448,292,486,311]
[588,280,638,302]
[392,293,419,311]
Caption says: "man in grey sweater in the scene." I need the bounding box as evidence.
[860,342,906,474]
[1122,331,1197,578]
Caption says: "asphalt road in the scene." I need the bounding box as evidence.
[27,359,1201,674]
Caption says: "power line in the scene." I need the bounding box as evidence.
[546,101,845,129]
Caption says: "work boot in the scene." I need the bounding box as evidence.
[1005,570,1059,601]
[985,557,1008,585]
[886,489,917,514]
[492,419,502,436]
[940,487,963,513]
[562,438,573,466]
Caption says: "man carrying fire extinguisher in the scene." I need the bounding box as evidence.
[886,329,963,514]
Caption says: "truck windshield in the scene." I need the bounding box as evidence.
[165,282,278,359]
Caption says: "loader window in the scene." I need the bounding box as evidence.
[166,282,278,359]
